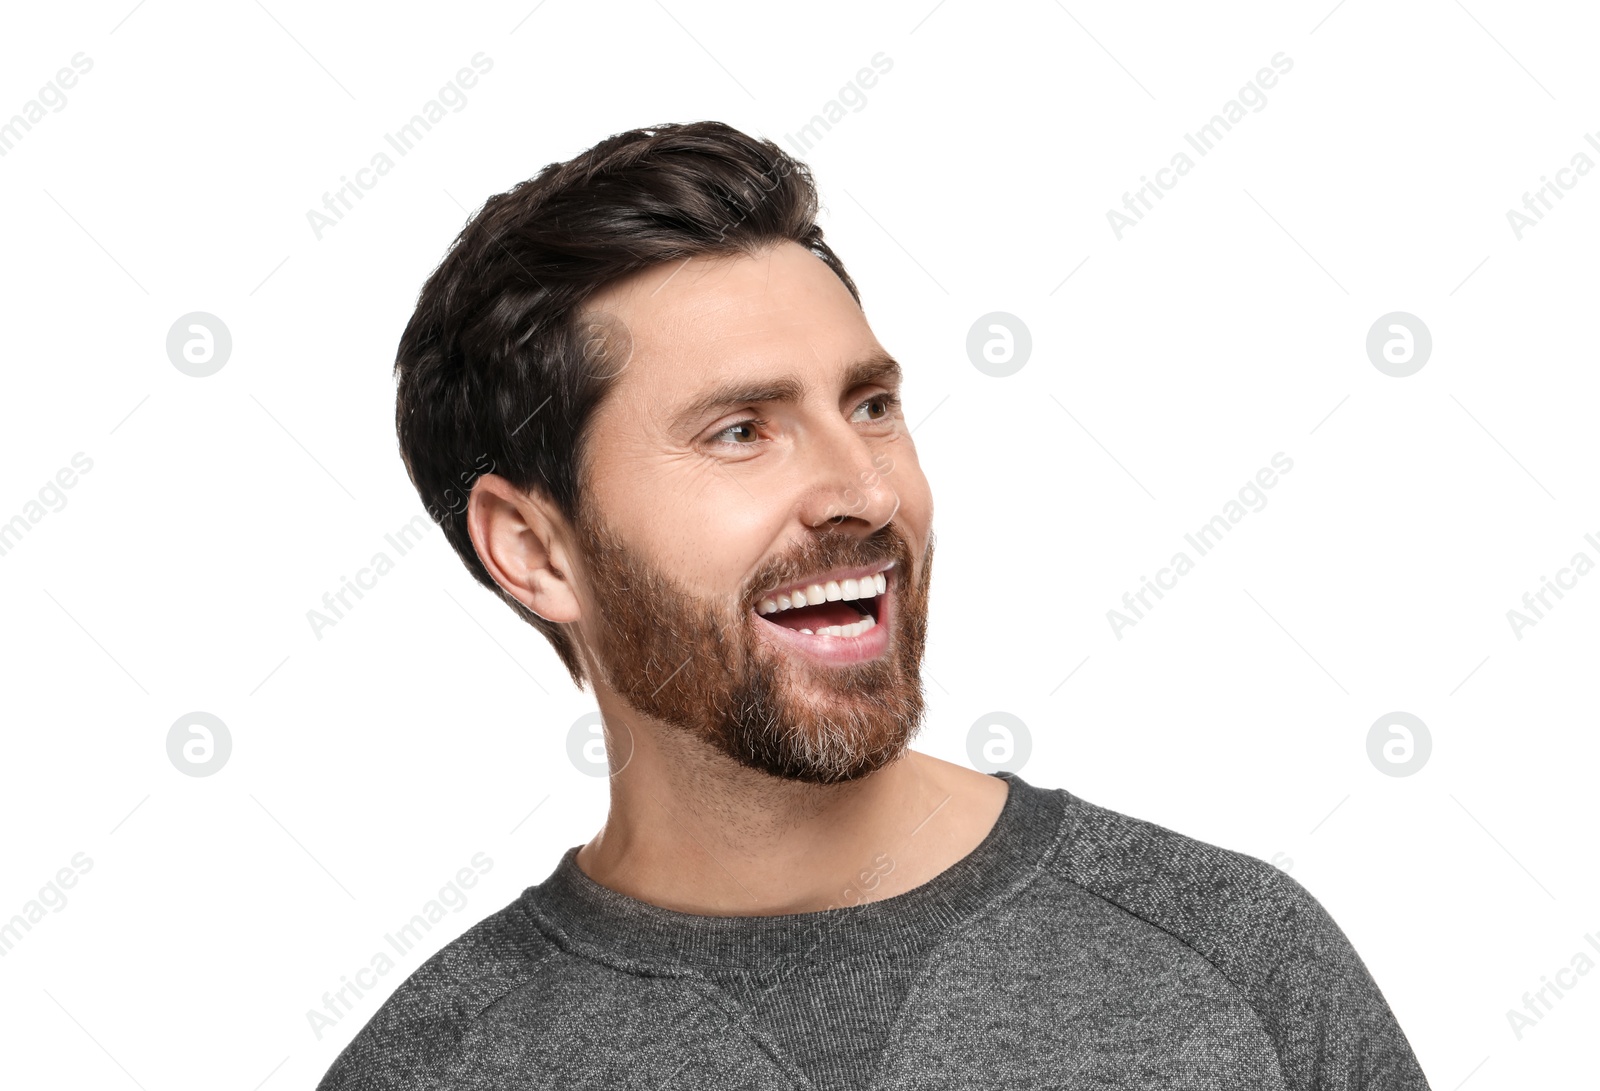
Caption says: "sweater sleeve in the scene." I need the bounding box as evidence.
[1231,864,1430,1090]
[1056,793,1432,1091]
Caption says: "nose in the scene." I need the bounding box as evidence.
[797,419,900,534]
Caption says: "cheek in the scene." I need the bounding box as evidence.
[690,515,774,591]
[635,476,785,604]
[587,421,793,601]
[596,440,741,539]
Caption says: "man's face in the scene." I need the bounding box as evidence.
[565,241,936,785]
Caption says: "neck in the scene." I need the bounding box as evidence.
[574,737,1009,916]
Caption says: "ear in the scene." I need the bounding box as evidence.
[466,473,581,624]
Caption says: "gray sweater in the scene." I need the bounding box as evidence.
[316,771,1431,1089]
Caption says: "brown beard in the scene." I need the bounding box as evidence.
[567,497,933,785]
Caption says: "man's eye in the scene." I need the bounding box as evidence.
[709,393,900,446]
[855,392,901,421]
[711,417,768,445]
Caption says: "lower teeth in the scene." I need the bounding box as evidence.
[798,614,876,638]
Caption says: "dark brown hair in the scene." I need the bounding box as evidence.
[393,121,861,690]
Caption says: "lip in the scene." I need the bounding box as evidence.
[751,565,894,666]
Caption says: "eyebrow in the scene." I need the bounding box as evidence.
[667,352,904,436]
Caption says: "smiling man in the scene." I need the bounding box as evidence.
[318,122,1430,1090]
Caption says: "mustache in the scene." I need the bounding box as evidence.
[745,527,908,604]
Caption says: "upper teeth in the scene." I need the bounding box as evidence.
[757,571,887,615]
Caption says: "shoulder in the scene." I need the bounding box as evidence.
[1038,786,1430,1090]
[1047,788,1321,962]
[315,893,561,1091]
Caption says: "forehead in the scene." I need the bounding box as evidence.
[586,242,877,417]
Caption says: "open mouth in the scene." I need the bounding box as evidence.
[752,565,890,639]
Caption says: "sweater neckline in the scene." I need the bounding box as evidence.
[522,770,1068,972]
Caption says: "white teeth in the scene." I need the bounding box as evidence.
[756,568,891,615]
[799,615,877,639]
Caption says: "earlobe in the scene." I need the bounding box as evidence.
[466,474,582,624]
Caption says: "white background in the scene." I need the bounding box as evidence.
[2,1,1595,1087]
